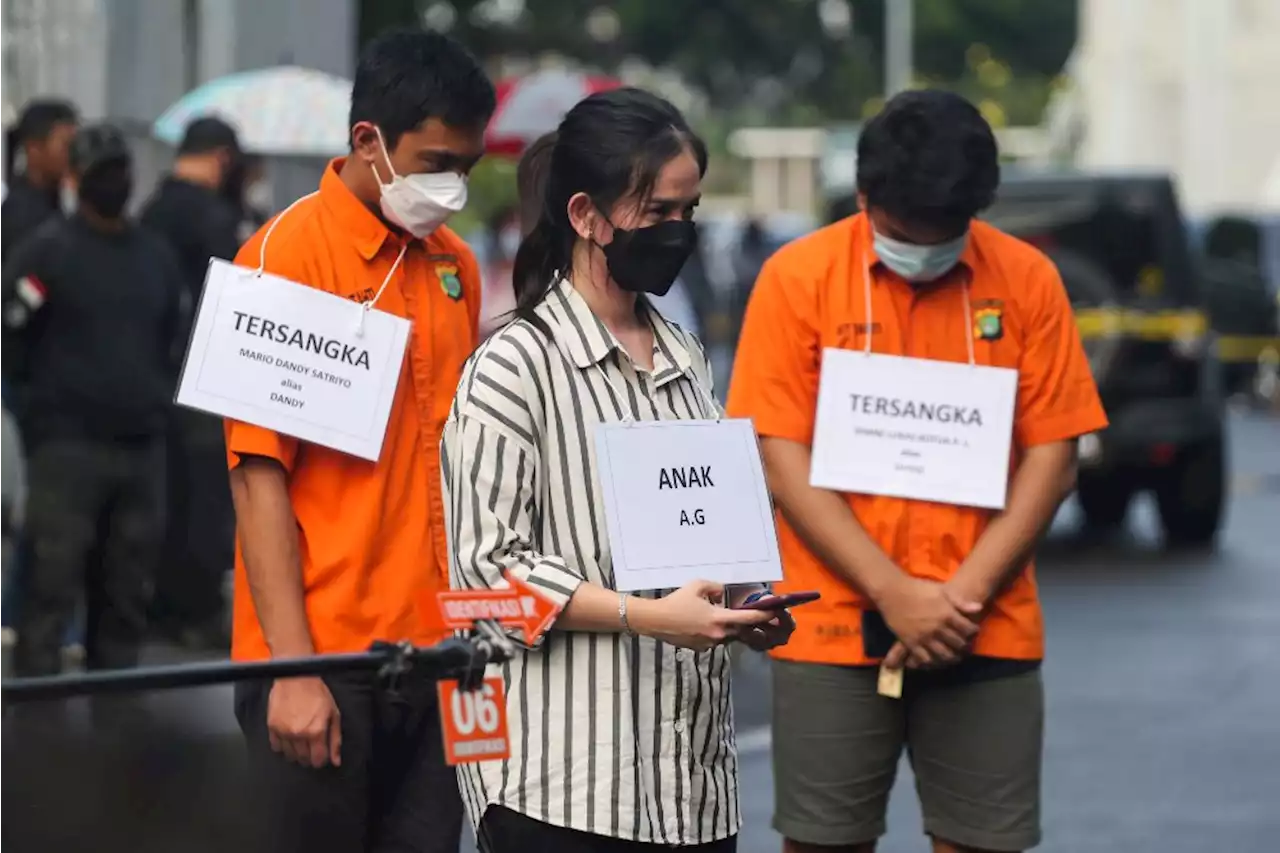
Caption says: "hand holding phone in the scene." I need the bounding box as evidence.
[731,589,809,652]
[737,590,821,611]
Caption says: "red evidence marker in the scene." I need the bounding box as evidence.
[419,572,562,646]
[437,676,510,765]
[423,574,562,764]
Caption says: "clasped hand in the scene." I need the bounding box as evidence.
[879,576,984,669]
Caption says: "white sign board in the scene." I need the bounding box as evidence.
[594,418,784,592]
[175,259,411,461]
[810,349,1018,510]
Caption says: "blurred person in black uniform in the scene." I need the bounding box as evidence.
[222,150,272,243]
[730,217,769,331]
[141,116,242,306]
[2,99,78,260]
[1,124,185,676]
[2,99,79,645]
[139,116,244,650]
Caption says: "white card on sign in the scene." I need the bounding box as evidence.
[175,258,410,461]
[594,418,783,592]
[810,349,1018,510]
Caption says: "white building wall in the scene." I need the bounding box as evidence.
[3,0,358,206]
[1,0,110,122]
[1074,0,1280,216]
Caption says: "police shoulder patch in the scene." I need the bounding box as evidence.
[973,306,1003,341]
[436,263,463,300]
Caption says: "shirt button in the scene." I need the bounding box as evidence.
[673,720,686,734]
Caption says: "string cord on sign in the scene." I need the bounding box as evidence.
[355,243,408,337]
[251,189,408,338]
[253,191,317,275]
[860,240,976,367]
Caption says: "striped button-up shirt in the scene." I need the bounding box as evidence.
[441,277,742,845]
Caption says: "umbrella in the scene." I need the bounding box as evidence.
[486,69,620,157]
[153,66,351,157]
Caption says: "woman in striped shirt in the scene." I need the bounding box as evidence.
[442,88,794,852]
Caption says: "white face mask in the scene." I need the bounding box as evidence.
[372,127,467,238]
[872,228,968,282]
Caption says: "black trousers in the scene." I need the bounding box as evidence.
[234,670,463,853]
[478,806,737,853]
[13,437,164,676]
[153,410,234,631]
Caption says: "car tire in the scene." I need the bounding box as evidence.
[1155,438,1227,547]
[1076,473,1134,529]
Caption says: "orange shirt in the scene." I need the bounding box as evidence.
[727,213,1107,665]
[226,159,480,661]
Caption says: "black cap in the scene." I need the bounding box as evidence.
[178,116,242,156]
[68,123,131,176]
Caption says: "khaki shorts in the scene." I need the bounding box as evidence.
[771,659,1043,851]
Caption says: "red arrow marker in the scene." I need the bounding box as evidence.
[420,573,561,645]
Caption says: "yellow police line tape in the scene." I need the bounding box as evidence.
[1073,308,1280,363]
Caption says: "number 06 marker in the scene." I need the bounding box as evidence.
[422,572,562,765]
[438,677,510,765]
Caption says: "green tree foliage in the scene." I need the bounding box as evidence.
[911,0,1076,82]
[358,0,1077,123]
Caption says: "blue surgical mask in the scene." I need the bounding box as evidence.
[873,229,968,282]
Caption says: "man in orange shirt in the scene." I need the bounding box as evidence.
[226,29,493,853]
[728,91,1107,853]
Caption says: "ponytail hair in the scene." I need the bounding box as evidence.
[516,132,556,237]
[511,131,572,335]
[508,88,707,336]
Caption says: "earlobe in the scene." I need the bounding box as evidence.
[350,122,379,159]
[566,193,596,241]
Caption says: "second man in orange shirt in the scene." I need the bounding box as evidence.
[729,91,1107,853]
[225,29,493,853]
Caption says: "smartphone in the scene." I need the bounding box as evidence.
[736,590,821,611]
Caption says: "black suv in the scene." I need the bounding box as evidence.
[1191,214,1280,402]
[826,173,1229,545]
[983,173,1227,545]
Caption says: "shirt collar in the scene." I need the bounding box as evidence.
[542,278,695,385]
[318,157,397,260]
[649,306,694,384]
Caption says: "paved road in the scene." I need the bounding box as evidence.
[3,412,1277,853]
[731,409,1280,853]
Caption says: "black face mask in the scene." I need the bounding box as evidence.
[78,168,132,219]
[601,219,697,297]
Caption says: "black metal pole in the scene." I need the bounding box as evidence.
[0,636,488,704]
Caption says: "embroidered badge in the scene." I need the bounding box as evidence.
[974,306,1003,341]
[436,263,463,300]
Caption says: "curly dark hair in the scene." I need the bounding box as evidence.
[856,90,999,235]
